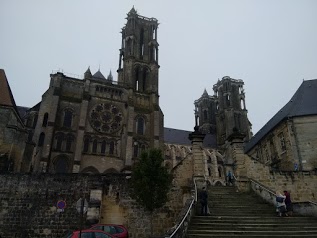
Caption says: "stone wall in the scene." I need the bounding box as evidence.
[237,152,317,202]
[0,173,187,238]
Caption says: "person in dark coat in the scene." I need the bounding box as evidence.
[284,190,293,216]
[199,187,208,215]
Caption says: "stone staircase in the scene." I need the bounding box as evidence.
[187,186,317,237]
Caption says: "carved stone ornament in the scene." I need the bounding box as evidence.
[89,103,123,134]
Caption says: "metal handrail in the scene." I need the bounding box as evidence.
[250,179,317,207]
[250,179,275,196]
[165,178,197,238]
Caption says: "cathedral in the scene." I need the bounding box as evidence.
[1,8,316,185]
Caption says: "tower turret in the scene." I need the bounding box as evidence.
[213,76,251,146]
[117,7,159,94]
[194,89,217,134]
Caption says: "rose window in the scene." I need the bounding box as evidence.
[89,103,123,133]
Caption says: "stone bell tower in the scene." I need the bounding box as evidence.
[116,7,164,163]
[117,7,159,95]
[213,76,252,147]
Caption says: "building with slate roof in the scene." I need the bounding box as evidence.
[245,79,317,171]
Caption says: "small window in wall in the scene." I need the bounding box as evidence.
[101,140,106,154]
[38,132,45,147]
[42,113,48,127]
[63,110,73,128]
[92,139,98,154]
[83,138,90,153]
[208,168,211,176]
[109,141,115,155]
[137,117,145,135]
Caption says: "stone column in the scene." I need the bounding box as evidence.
[189,126,206,189]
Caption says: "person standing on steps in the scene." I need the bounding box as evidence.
[284,190,293,216]
[199,187,208,216]
[227,170,233,186]
[276,191,287,217]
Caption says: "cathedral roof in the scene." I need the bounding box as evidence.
[245,79,317,153]
[164,127,192,145]
[93,70,106,80]
[164,127,217,148]
[0,69,17,108]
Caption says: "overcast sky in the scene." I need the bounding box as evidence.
[1,0,317,135]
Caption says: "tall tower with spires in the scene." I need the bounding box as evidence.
[117,7,159,95]
[213,76,252,146]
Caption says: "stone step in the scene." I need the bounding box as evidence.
[192,216,315,223]
[186,229,317,235]
[187,186,317,237]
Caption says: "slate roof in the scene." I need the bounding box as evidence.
[93,70,106,80]
[16,106,30,118]
[164,127,217,148]
[164,127,192,145]
[245,79,317,153]
[0,69,16,107]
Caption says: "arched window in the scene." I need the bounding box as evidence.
[54,156,69,173]
[109,141,115,155]
[203,110,208,121]
[63,110,73,128]
[42,113,48,127]
[65,134,73,152]
[55,134,64,151]
[83,138,90,153]
[38,132,45,147]
[92,139,98,154]
[101,140,106,154]
[137,117,145,135]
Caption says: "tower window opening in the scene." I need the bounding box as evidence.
[63,110,73,128]
[139,28,144,59]
[137,117,145,135]
[240,99,245,110]
[142,69,147,91]
[203,110,208,121]
[42,112,48,127]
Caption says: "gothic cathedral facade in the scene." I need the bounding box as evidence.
[28,8,163,174]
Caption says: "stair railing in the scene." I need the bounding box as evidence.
[250,179,317,216]
[164,178,198,238]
